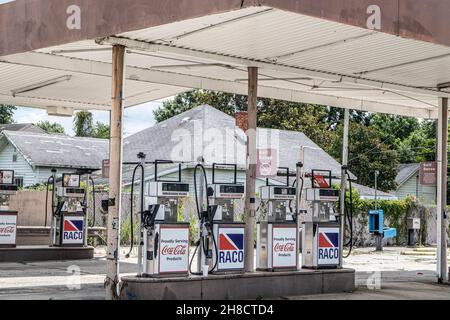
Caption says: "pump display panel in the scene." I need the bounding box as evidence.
[0,170,14,185]
[62,174,80,188]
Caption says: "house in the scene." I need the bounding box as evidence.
[394,163,436,206]
[118,105,385,198]
[353,182,397,201]
[0,130,109,187]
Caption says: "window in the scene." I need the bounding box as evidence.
[12,153,17,162]
[14,177,24,188]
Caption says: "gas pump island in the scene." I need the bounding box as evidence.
[302,170,340,269]
[256,168,298,271]
[0,170,18,247]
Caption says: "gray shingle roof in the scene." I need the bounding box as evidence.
[0,123,46,134]
[2,130,109,170]
[395,163,420,186]
[123,105,354,179]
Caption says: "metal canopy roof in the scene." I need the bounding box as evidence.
[1,2,450,118]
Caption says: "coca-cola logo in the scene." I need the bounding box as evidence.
[274,242,295,252]
[0,226,15,234]
[161,245,187,255]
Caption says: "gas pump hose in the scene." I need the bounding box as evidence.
[343,169,354,258]
[44,175,53,227]
[89,176,96,227]
[126,164,144,259]
[189,163,219,275]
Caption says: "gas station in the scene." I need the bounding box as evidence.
[0,0,449,300]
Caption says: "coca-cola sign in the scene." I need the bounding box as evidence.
[274,242,295,252]
[157,226,189,274]
[161,245,187,255]
[0,226,15,234]
[0,214,17,246]
[272,226,297,269]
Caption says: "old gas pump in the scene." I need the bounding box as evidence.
[50,172,87,247]
[141,160,190,277]
[0,170,18,247]
[209,164,245,273]
[256,168,298,271]
[302,170,340,269]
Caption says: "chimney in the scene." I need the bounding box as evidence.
[235,112,248,132]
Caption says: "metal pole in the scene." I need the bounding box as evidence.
[339,108,349,267]
[374,170,382,252]
[437,97,448,284]
[105,45,125,300]
[84,173,90,247]
[244,66,257,273]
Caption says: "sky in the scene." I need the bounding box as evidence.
[12,100,167,137]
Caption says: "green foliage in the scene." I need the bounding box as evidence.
[0,104,16,124]
[73,111,94,137]
[37,120,66,134]
[120,214,139,245]
[92,121,110,139]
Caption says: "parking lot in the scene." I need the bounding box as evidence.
[0,246,448,300]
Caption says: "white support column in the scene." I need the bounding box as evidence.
[105,45,126,300]
[339,108,350,267]
[244,67,257,273]
[437,97,449,284]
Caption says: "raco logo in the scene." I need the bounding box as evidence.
[274,242,295,252]
[161,245,187,255]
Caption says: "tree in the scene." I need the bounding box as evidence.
[331,122,399,191]
[154,90,247,122]
[37,121,66,134]
[73,111,94,137]
[0,104,16,124]
[92,122,110,139]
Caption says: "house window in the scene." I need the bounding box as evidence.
[12,153,17,162]
[14,177,24,188]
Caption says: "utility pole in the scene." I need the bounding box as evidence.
[339,108,350,267]
[374,170,382,251]
[244,66,257,273]
[105,45,125,300]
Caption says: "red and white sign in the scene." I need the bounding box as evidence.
[0,214,17,246]
[158,226,189,274]
[256,149,278,177]
[272,226,297,269]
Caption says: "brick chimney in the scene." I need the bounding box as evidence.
[235,112,248,132]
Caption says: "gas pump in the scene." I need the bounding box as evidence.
[209,164,245,273]
[302,169,340,269]
[0,170,18,247]
[141,160,190,277]
[50,172,87,247]
[256,168,298,271]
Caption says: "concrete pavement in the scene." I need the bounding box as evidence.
[0,246,448,300]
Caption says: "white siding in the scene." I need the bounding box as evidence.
[0,143,36,186]
[396,175,436,206]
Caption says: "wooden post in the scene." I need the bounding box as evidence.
[245,67,257,273]
[437,97,448,284]
[105,45,125,300]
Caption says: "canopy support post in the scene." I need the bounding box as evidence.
[105,44,126,300]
